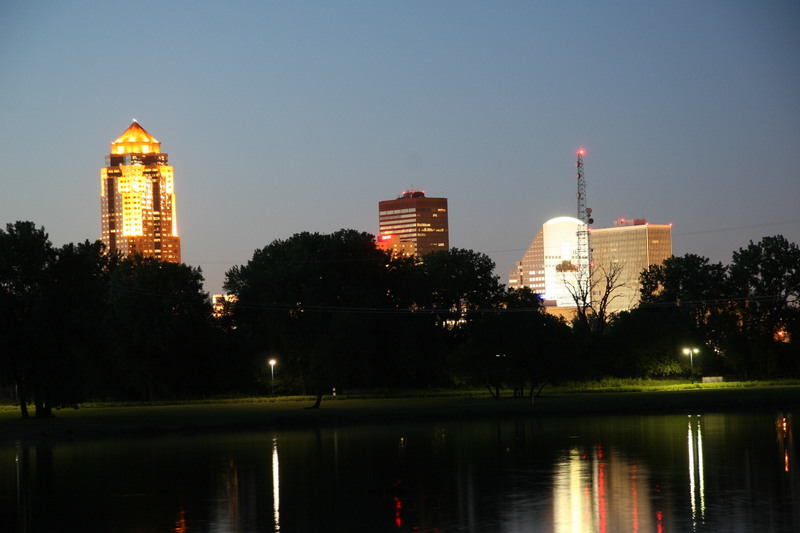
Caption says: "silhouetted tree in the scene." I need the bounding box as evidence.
[380,254,452,387]
[637,241,800,379]
[639,253,728,311]
[638,253,729,371]
[729,235,799,333]
[33,240,115,415]
[107,255,211,400]
[450,287,572,397]
[725,235,800,377]
[225,230,394,407]
[417,247,505,315]
[0,223,116,417]
[0,222,55,418]
[605,307,698,378]
[403,248,507,386]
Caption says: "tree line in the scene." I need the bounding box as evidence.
[1,221,798,417]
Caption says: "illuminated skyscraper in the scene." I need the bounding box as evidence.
[377,190,448,256]
[589,218,672,313]
[508,217,587,307]
[100,121,181,263]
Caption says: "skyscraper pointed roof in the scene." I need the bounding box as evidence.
[110,120,161,154]
[113,120,159,144]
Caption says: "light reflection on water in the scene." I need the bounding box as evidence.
[687,415,705,531]
[272,435,280,532]
[1,411,798,532]
[552,445,655,533]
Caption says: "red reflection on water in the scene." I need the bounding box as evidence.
[394,496,403,528]
[656,510,663,533]
[174,507,187,533]
[598,454,607,533]
[631,464,639,533]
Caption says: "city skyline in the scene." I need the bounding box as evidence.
[1,2,798,295]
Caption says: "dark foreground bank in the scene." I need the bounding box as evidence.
[2,385,799,446]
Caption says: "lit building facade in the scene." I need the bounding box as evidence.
[508,217,587,307]
[378,190,448,256]
[211,293,237,319]
[589,218,672,314]
[100,121,181,263]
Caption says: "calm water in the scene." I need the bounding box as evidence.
[1,411,797,532]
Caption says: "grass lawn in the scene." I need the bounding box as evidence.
[1,382,799,446]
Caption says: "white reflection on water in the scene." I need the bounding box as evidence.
[212,459,241,532]
[205,436,281,532]
[687,415,706,531]
[553,445,655,533]
[272,435,280,532]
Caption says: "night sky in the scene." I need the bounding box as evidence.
[2,1,798,295]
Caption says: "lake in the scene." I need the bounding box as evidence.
[2,410,797,532]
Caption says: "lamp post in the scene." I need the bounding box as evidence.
[683,348,699,384]
[269,359,277,396]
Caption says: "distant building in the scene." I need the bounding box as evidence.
[211,293,237,319]
[377,190,448,256]
[100,121,181,263]
[589,218,672,314]
[508,217,587,307]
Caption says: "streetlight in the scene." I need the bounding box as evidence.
[269,359,277,396]
[683,348,699,384]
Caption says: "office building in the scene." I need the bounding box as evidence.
[100,121,181,263]
[589,218,672,314]
[508,216,587,307]
[377,190,448,256]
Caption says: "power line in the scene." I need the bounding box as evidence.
[188,220,800,264]
[483,220,800,256]
[674,219,800,237]
[227,292,794,316]
[639,293,794,309]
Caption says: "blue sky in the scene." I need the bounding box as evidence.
[1,1,798,295]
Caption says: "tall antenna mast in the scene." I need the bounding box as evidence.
[576,148,593,266]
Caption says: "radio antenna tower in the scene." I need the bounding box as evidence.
[576,148,593,266]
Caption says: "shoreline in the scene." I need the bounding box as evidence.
[1,386,799,446]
